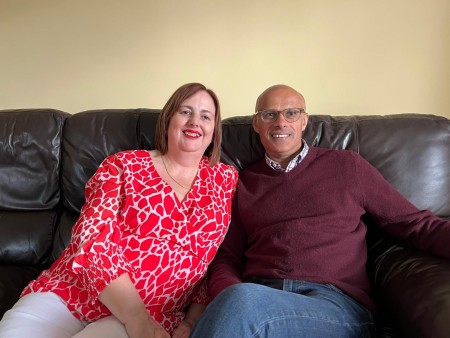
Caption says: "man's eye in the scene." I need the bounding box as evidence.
[263,111,276,119]
[285,110,297,118]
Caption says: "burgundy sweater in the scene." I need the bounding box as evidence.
[208,147,450,311]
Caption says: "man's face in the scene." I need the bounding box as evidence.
[253,87,308,164]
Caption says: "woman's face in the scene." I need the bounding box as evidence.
[167,90,216,156]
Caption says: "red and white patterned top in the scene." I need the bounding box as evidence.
[22,150,238,333]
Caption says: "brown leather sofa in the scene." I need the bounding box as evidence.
[1,108,449,337]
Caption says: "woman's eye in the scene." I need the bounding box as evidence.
[201,115,212,121]
[180,110,191,115]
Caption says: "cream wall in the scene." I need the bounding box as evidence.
[1,0,449,119]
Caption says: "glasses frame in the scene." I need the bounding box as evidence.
[255,108,305,123]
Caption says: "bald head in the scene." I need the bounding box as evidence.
[255,85,306,112]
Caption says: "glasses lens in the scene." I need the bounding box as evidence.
[284,109,301,122]
[260,110,278,122]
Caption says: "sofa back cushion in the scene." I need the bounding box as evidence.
[0,109,68,265]
[221,114,450,218]
[61,108,159,213]
[0,109,68,210]
[0,211,57,265]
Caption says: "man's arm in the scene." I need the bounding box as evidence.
[207,195,248,298]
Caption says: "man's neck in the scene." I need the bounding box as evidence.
[265,141,309,172]
[267,148,302,169]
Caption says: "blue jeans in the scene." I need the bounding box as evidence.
[190,281,375,338]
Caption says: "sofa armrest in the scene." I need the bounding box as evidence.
[372,245,450,338]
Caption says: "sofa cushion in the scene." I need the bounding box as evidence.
[50,210,79,262]
[356,114,450,216]
[0,109,68,210]
[0,211,57,265]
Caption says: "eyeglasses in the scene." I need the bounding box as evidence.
[255,108,305,123]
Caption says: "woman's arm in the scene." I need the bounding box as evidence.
[98,273,170,338]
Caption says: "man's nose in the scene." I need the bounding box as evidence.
[274,112,289,124]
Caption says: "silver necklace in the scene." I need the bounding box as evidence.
[161,156,191,190]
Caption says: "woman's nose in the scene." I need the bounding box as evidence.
[188,114,199,126]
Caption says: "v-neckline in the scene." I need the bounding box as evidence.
[150,152,201,206]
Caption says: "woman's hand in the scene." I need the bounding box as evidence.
[172,303,205,338]
[171,320,194,338]
[125,314,170,338]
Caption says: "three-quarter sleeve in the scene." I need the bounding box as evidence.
[71,155,134,303]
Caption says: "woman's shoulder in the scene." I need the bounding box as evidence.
[204,157,238,174]
[202,158,239,188]
[109,149,153,161]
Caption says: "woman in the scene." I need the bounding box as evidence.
[0,83,238,338]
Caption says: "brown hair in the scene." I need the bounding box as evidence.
[154,83,222,166]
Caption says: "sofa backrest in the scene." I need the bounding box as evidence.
[4,109,448,264]
[221,114,450,218]
[0,109,69,266]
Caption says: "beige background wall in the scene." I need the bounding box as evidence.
[1,0,449,119]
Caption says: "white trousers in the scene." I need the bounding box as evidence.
[0,292,129,338]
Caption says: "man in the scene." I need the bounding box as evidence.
[190,85,450,337]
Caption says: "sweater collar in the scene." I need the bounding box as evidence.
[265,140,309,172]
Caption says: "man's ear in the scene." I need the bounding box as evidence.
[301,113,309,131]
[252,115,260,134]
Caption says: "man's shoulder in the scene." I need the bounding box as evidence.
[312,147,375,174]
[312,146,359,160]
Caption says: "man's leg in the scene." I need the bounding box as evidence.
[191,282,375,338]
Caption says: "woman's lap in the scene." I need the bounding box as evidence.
[0,292,128,338]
